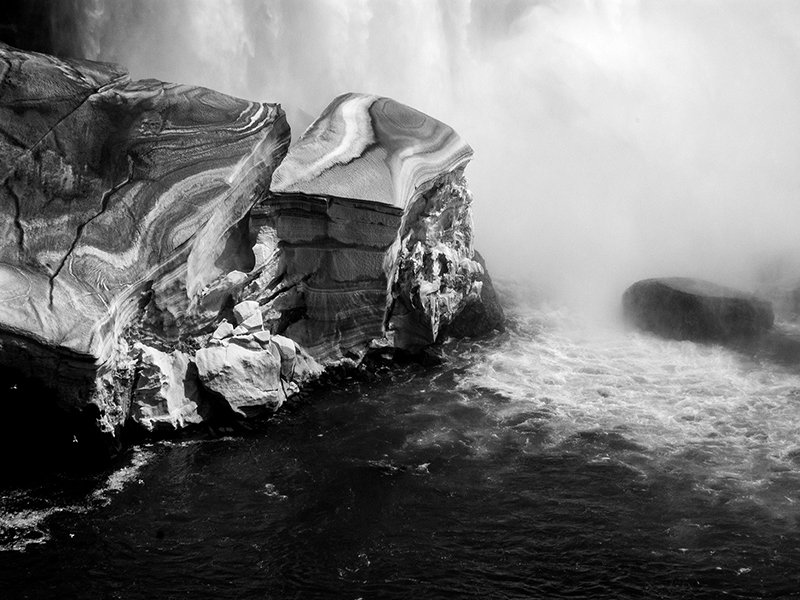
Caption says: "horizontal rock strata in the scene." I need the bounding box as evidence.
[622,277,774,342]
[249,92,504,361]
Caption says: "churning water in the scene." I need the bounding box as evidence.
[3,281,800,599]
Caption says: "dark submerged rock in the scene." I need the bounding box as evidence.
[622,277,774,342]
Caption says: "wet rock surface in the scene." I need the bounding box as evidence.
[623,277,774,342]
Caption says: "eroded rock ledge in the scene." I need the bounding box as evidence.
[0,45,503,455]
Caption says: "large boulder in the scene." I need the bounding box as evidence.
[0,46,503,453]
[622,277,774,341]
[195,330,321,418]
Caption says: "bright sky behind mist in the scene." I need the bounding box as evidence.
[59,0,800,316]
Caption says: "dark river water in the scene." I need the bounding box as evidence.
[3,284,800,599]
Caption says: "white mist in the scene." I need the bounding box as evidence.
[56,0,800,319]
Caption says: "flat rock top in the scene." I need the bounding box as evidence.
[634,277,760,300]
[270,92,472,208]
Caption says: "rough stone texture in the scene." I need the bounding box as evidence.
[442,251,505,339]
[0,42,289,432]
[271,334,298,378]
[195,330,322,417]
[131,344,207,431]
[622,277,774,342]
[387,173,502,348]
[246,92,503,360]
[0,48,502,450]
[195,343,284,417]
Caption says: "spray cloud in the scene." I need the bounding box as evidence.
[52,0,800,317]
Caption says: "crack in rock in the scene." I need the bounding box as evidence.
[48,155,135,306]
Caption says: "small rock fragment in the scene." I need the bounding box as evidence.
[131,344,208,431]
[271,335,297,378]
[233,300,261,325]
[212,321,235,340]
[253,330,272,345]
[240,310,263,331]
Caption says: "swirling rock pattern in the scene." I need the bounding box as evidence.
[270,93,473,208]
[0,43,289,430]
[251,93,503,360]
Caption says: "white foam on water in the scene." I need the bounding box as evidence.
[0,500,86,553]
[451,283,800,516]
[91,447,154,505]
[1,446,156,552]
[260,483,288,500]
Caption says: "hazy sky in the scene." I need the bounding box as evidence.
[58,0,800,315]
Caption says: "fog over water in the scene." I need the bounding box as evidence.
[53,0,800,317]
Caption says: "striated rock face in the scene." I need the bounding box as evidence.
[623,277,774,342]
[246,93,504,360]
[0,48,502,453]
[270,94,473,207]
[0,43,289,433]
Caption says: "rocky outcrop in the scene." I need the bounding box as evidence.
[245,93,504,360]
[622,277,774,342]
[0,47,503,452]
[0,42,289,435]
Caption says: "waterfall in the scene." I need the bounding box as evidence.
[53,0,800,318]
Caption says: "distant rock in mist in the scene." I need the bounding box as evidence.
[622,277,774,342]
[0,43,503,459]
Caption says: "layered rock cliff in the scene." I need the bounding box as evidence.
[0,44,503,453]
